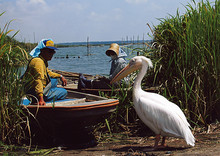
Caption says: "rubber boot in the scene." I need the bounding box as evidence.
[78,73,86,90]
[78,73,92,89]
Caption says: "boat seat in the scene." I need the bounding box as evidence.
[22,98,86,106]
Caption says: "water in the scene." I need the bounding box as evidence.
[48,42,147,76]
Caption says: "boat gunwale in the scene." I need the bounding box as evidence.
[24,99,119,110]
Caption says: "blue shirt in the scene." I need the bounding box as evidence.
[109,57,127,80]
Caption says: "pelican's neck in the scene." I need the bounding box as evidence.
[133,64,147,91]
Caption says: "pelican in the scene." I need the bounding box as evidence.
[111,56,195,150]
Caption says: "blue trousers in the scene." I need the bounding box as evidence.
[44,78,67,102]
[26,78,67,103]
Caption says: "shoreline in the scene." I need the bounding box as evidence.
[56,40,151,48]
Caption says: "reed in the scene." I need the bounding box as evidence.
[0,12,29,144]
[95,80,137,134]
[146,0,219,125]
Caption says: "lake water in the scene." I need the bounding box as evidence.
[49,43,147,76]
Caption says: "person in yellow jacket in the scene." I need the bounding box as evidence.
[23,39,67,105]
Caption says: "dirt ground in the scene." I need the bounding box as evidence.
[48,123,220,156]
[49,77,220,155]
[5,73,216,156]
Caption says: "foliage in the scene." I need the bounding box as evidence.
[93,1,220,136]
[146,0,220,126]
[3,35,37,53]
[97,82,134,132]
[0,12,29,145]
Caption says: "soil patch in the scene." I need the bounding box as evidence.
[49,123,220,156]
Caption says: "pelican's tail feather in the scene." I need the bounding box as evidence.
[184,128,195,146]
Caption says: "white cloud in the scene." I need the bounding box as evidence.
[15,0,49,15]
[0,0,198,43]
[125,0,148,4]
[88,11,106,21]
[88,7,122,22]
[29,0,46,5]
[112,8,123,20]
[56,1,88,13]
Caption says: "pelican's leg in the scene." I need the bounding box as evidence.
[153,134,161,148]
[151,135,167,150]
[161,136,166,147]
[143,134,161,151]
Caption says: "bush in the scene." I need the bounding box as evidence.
[0,12,29,144]
[148,0,220,125]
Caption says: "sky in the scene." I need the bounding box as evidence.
[0,0,213,43]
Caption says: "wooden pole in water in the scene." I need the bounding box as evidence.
[133,35,134,44]
[87,36,90,56]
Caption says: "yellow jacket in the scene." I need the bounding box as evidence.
[24,56,61,97]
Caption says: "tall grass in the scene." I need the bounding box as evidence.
[0,12,29,144]
[147,0,219,125]
[95,1,219,136]
[97,82,135,132]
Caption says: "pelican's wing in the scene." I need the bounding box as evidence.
[137,93,192,139]
[144,92,190,127]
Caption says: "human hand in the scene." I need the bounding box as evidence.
[38,96,46,106]
[102,76,110,82]
[61,76,67,86]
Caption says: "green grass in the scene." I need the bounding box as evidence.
[145,0,219,126]
[98,0,219,134]
[0,12,30,145]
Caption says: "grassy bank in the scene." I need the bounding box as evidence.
[0,12,30,145]
[145,0,219,126]
[99,0,219,135]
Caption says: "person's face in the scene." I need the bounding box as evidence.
[109,51,117,60]
[40,48,56,61]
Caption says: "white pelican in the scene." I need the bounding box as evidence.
[111,56,195,150]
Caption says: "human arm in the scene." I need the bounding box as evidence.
[38,95,46,106]
[28,58,46,105]
[109,58,127,80]
[60,75,67,86]
[47,69,67,86]
[30,58,45,101]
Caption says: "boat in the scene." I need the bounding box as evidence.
[22,89,119,148]
[23,89,119,122]
[50,69,158,95]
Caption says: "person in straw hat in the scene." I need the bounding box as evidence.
[78,43,128,89]
[22,38,67,105]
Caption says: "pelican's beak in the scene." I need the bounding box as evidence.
[110,63,140,84]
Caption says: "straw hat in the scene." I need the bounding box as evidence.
[106,43,119,56]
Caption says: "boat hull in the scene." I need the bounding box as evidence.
[22,89,119,148]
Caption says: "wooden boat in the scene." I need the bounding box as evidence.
[65,86,159,96]
[50,69,130,95]
[22,89,119,148]
[65,87,124,95]
[23,89,119,122]
[50,69,159,95]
